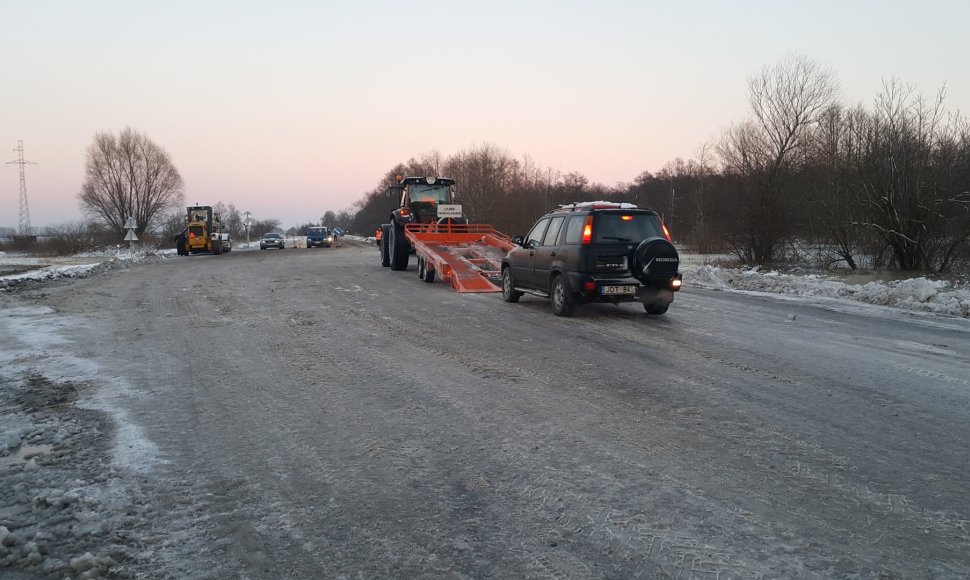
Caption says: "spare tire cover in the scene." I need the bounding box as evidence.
[631,237,679,283]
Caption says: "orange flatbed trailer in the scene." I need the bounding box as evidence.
[404,223,516,293]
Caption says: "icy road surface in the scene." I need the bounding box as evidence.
[2,242,969,578]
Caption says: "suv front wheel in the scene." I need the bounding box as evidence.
[501,267,522,303]
[550,275,575,317]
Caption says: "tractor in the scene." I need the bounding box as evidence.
[379,177,515,292]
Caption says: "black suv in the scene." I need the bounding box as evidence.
[501,202,682,316]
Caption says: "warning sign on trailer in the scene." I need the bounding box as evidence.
[437,204,462,219]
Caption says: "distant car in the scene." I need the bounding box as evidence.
[306,226,332,248]
[260,233,285,250]
[501,201,682,316]
[216,232,232,252]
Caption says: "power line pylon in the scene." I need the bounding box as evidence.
[6,140,36,236]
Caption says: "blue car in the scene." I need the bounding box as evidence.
[306,226,332,248]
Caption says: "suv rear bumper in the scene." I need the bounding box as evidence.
[565,272,681,303]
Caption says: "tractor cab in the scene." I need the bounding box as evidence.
[389,176,458,224]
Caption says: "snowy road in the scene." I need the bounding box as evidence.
[2,242,970,578]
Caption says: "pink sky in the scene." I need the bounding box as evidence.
[3,1,968,231]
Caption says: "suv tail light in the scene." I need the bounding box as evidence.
[662,222,671,242]
[581,215,593,244]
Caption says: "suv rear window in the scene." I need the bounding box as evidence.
[594,213,663,243]
[564,216,585,244]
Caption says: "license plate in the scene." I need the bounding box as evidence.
[602,285,636,295]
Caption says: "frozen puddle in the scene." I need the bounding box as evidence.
[1,305,163,474]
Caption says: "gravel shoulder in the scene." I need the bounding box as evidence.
[2,241,970,578]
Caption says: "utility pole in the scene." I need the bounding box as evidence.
[669,185,675,228]
[6,140,35,237]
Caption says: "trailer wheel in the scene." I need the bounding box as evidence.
[417,257,436,283]
[420,259,435,283]
[390,221,409,271]
[380,224,391,267]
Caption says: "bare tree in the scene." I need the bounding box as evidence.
[847,81,970,272]
[445,143,520,223]
[802,104,869,268]
[224,203,243,239]
[250,218,281,239]
[717,54,839,263]
[159,210,186,240]
[334,210,354,231]
[78,128,185,236]
[36,221,99,256]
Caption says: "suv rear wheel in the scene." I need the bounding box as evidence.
[550,275,575,317]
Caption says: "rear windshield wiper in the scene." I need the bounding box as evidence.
[599,236,633,242]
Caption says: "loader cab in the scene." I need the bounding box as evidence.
[187,206,212,223]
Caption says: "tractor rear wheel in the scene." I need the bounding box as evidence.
[380,225,391,267]
[390,221,409,271]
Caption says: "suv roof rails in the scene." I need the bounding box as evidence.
[555,201,640,212]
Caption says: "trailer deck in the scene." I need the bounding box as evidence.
[404,223,516,292]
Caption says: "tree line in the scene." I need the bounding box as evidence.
[67,56,968,273]
[347,55,969,273]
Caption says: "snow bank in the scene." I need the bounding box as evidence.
[683,264,970,318]
[0,249,170,291]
